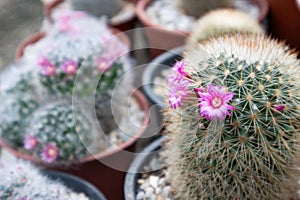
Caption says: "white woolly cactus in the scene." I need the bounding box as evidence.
[186,9,264,49]
[0,160,89,200]
[163,34,300,199]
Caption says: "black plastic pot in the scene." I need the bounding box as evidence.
[142,46,184,108]
[124,136,166,200]
[43,170,107,200]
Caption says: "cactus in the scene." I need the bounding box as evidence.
[177,0,235,18]
[0,160,89,199]
[35,24,131,132]
[1,99,101,164]
[163,34,300,199]
[23,101,101,164]
[186,9,264,49]
[0,71,40,148]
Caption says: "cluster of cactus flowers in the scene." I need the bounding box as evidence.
[164,34,300,199]
[0,11,132,164]
[0,160,89,199]
[35,34,127,98]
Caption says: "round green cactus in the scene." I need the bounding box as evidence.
[186,9,264,50]
[164,34,300,199]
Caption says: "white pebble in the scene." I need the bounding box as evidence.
[136,191,146,200]
[162,186,171,198]
[149,176,159,188]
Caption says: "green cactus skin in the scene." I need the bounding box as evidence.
[177,0,235,18]
[163,34,300,199]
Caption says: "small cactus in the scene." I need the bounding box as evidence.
[186,9,264,49]
[163,34,300,199]
[177,0,235,18]
[1,99,101,164]
[0,160,89,199]
[32,12,132,133]
[23,101,101,164]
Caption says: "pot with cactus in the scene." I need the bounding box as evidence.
[44,0,137,32]
[136,0,268,58]
[0,159,106,200]
[125,33,300,199]
[1,11,150,200]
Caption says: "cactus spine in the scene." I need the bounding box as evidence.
[164,34,300,199]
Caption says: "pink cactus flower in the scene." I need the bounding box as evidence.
[37,56,52,67]
[61,60,78,75]
[41,65,56,76]
[167,75,189,109]
[38,56,56,76]
[172,60,187,77]
[97,57,112,72]
[57,19,72,32]
[273,104,285,112]
[41,143,58,163]
[197,84,235,121]
[23,135,39,150]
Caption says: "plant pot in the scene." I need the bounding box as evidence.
[0,89,150,200]
[43,170,107,200]
[45,0,137,32]
[268,0,300,53]
[142,46,183,108]
[71,0,122,18]
[136,0,269,58]
[15,28,131,61]
[43,0,65,23]
[124,136,166,200]
[110,1,137,32]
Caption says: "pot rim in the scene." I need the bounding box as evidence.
[43,0,65,23]
[136,0,269,32]
[43,170,107,200]
[142,46,184,108]
[15,27,131,61]
[0,89,150,166]
[45,0,137,26]
[124,136,166,200]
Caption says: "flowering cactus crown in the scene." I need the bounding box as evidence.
[36,33,128,97]
[164,34,300,199]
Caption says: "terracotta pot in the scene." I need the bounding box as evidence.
[268,0,300,54]
[136,0,269,58]
[43,0,65,23]
[70,0,122,18]
[0,89,150,200]
[45,0,137,32]
[15,28,131,61]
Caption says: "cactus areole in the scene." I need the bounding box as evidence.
[164,34,300,199]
